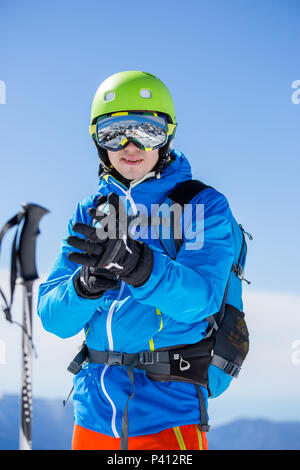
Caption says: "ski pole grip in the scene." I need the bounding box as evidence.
[18,203,50,282]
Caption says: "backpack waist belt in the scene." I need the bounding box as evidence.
[67,341,211,449]
[87,348,172,375]
[68,335,215,387]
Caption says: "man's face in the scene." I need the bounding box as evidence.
[107,142,159,181]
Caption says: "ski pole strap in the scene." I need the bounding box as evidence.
[0,211,25,250]
[0,209,39,348]
[0,210,25,321]
[0,203,49,321]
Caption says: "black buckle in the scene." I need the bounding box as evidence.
[201,424,210,432]
[107,351,125,366]
[139,351,155,365]
[67,360,83,375]
[224,361,241,378]
[67,342,88,375]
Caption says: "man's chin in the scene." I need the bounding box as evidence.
[117,166,146,181]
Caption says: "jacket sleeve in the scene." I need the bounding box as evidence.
[129,189,235,324]
[37,199,103,339]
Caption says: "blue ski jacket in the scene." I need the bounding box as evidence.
[37,150,241,437]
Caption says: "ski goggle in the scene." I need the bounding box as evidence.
[89,112,176,152]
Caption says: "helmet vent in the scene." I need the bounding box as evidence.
[140,88,151,98]
[104,91,115,102]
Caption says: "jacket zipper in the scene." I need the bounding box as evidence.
[100,281,125,438]
[100,172,159,436]
[100,177,142,438]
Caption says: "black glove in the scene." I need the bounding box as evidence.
[67,193,154,287]
[73,266,120,299]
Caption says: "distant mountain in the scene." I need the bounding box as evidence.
[208,419,300,450]
[1,394,299,450]
[0,394,74,450]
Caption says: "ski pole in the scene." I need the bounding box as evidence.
[17,203,49,450]
[0,203,49,449]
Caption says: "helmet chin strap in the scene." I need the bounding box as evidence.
[95,140,173,185]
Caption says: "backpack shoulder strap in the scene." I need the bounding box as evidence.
[161,179,212,255]
[159,181,251,379]
[167,179,212,207]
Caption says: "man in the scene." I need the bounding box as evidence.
[37,71,243,450]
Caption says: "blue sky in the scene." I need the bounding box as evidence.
[0,0,299,293]
[0,0,300,427]
[0,0,299,292]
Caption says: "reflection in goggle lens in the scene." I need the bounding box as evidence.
[96,114,168,151]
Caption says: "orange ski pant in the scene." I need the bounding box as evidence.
[72,423,208,450]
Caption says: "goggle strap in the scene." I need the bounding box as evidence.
[89,124,96,135]
[167,123,176,137]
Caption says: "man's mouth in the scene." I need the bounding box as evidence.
[121,157,143,165]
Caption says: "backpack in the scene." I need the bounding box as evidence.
[156,179,251,398]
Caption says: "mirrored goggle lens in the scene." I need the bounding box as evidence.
[96,113,168,151]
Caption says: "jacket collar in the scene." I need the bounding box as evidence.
[97,149,192,207]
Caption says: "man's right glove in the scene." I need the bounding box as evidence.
[67,193,154,289]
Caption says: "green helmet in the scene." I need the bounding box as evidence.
[90,71,177,175]
[90,71,176,131]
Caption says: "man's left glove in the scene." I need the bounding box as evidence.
[73,266,120,299]
[67,193,154,288]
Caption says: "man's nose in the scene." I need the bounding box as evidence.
[124,142,140,150]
